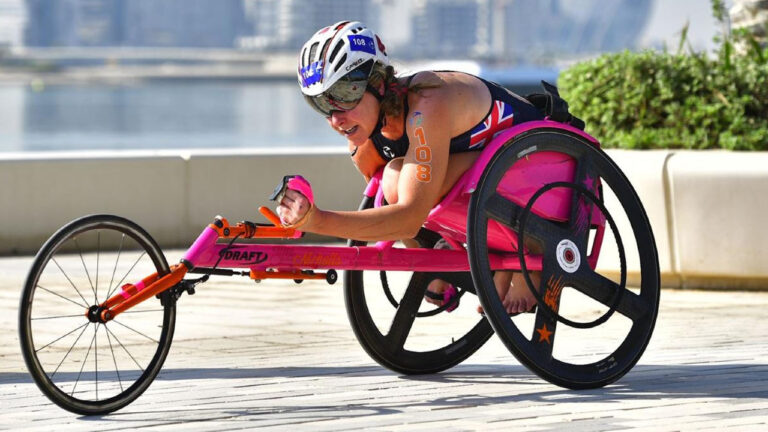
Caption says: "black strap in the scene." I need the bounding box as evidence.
[526,81,585,130]
[368,74,417,143]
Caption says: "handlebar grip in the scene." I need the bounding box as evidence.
[269,175,314,205]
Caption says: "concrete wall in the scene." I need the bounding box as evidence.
[0,148,365,255]
[1,148,766,289]
[666,151,768,289]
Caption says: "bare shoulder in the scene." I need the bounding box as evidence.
[406,71,491,135]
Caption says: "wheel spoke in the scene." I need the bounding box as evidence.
[385,273,428,352]
[95,231,100,303]
[71,324,97,397]
[568,193,595,251]
[74,238,97,302]
[572,269,649,321]
[36,322,89,353]
[526,261,561,361]
[32,313,88,321]
[106,233,126,301]
[94,323,98,400]
[105,325,145,371]
[538,263,566,319]
[484,192,571,244]
[104,324,124,392]
[50,322,90,379]
[111,319,160,344]
[36,284,89,309]
[531,309,558,361]
[52,258,91,309]
[105,251,146,302]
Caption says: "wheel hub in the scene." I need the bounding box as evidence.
[556,239,581,273]
[87,305,112,323]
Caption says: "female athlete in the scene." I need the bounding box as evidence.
[277,21,544,314]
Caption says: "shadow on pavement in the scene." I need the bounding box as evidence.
[4,363,767,401]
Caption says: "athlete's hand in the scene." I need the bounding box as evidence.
[276,188,314,227]
[271,175,316,229]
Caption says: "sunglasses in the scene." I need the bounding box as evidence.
[303,60,377,117]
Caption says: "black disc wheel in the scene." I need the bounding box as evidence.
[344,198,493,375]
[19,214,176,415]
[467,129,660,389]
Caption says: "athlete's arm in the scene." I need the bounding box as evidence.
[284,82,455,241]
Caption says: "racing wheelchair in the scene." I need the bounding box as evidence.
[19,120,660,415]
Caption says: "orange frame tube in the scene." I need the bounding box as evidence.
[98,264,188,322]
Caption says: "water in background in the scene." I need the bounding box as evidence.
[0,79,537,153]
[0,81,342,153]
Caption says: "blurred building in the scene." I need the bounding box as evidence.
[408,0,651,61]
[23,0,248,48]
[19,0,652,61]
[239,0,376,51]
[123,0,248,48]
[0,0,27,47]
[25,0,124,46]
[411,0,483,58]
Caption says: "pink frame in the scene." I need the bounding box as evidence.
[181,120,600,275]
[102,121,605,319]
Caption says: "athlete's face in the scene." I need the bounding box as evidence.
[326,91,381,147]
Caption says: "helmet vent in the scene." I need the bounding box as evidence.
[334,53,347,72]
[308,42,319,62]
[320,38,332,60]
[328,40,344,64]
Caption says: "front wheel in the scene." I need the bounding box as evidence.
[19,214,176,415]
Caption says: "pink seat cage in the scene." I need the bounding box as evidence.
[368,120,606,263]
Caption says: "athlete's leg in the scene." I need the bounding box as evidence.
[383,154,476,308]
[381,152,478,204]
[382,153,538,313]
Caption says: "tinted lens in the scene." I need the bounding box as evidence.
[303,94,333,117]
[302,60,375,117]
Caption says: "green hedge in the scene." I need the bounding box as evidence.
[558,31,768,150]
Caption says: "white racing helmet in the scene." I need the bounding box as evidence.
[298,21,390,116]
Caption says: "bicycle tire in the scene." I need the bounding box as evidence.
[19,214,176,415]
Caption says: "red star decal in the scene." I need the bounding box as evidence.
[536,323,553,344]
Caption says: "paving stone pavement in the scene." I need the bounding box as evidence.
[1,251,767,431]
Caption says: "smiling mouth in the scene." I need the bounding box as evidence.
[341,125,358,136]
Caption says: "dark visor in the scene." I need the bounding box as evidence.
[304,60,375,117]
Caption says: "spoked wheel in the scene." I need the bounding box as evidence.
[344,197,493,375]
[467,129,660,389]
[19,214,175,415]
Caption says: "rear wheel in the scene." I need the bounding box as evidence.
[19,214,175,415]
[467,130,660,389]
[344,197,493,374]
